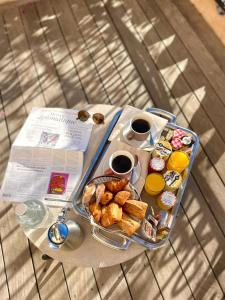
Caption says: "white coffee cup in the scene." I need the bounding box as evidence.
[127,113,151,141]
[109,150,135,176]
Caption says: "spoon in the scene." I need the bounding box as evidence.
[130,154,139,184]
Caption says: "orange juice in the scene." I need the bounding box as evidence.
[167,151,190,173]
[145,173,165,196]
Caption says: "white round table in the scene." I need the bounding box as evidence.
[23,105,145,268]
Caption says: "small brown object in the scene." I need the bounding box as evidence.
[114,191,130,206]
[101,206,113,227]
[100,191,113,205]
[89,202,101,223]
[107,203,122,223]
[93,113,104,124]
[105,178,129,194]
[77,110,90,122]
[123,200,148,220]
[117,213,140,236]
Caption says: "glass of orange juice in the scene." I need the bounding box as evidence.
[167,151,190,173]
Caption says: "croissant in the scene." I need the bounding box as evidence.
[114,191,130,206]
[117,213,140,236]
[105,178,129,193]
[89,202,102,223]
[123,200,148,220]
[107,202,122,223]
[101,206,113,227]
[100,191,113,205]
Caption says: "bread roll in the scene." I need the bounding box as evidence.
[123,200,148,220]
[114,191,130,206]
[117,213,140,236]
[107,203,122,223]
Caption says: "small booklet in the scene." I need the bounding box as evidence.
[0,107,93,204]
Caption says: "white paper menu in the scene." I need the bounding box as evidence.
[0,107,92,204]
[13,107,93,152]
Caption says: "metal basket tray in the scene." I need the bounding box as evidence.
[71,108,199,250]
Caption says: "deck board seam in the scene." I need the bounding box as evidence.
[91,268,103,300]
[144,251,165,300]
[120,263,134,300]
[28,241,41,300]
[168,240,196,300]
[0,233,11,300]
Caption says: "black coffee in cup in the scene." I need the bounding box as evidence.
[131,119,150,133]
[112,155,132,173]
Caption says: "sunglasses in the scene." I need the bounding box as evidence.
[77,110,104,124]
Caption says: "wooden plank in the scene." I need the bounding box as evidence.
[0,98,10,300]
[30,244,71,300]
[49,0,108,105]
[93,265,132,300]
[106,0,225,232]
[137,0,225,142]
[63,264,101,300]
[3,7,46,113]
[35,0,89,109]
[172,0,225,73]
[69,0,131,107]
[19,3,68,108]
[122,253,164,300]
[81,0,151,109]
[155,0,225,107]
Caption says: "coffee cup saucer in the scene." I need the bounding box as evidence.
[121,121,153,149]
[102,158,141,185]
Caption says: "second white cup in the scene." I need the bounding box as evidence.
[109,150,135,176]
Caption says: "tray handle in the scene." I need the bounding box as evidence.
[91,226,131,251]
[147,108,177,124]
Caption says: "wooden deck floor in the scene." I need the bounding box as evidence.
[0,0,225,299]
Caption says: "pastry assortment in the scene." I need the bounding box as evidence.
[82,178,148,236]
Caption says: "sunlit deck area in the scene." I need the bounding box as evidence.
[0,0,225,299]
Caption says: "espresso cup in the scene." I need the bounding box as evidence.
[127,114,151,141]
[109,150,135,176]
